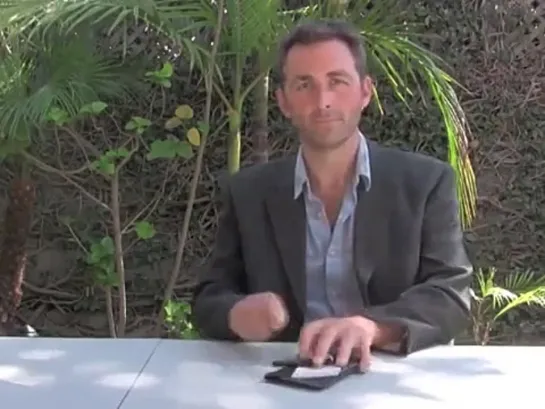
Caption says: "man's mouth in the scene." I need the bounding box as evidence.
[314,118,339,123]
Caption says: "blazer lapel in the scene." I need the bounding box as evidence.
[265,157,307,315]
[353,141,387,304]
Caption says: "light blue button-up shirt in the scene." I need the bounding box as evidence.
[294,134,372,322]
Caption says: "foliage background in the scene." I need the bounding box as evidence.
[0,0,544,341]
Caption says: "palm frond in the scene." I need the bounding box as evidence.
[0,51,33,141]
[0,0,201,35]
[0,33,139,139]
[473,267,545,319]
[474,267,494,298]
[494,287,545,320]
[486,286,517,310]
[360,4,476,228]
[502,269,545,293]
[220,0,282,59]
[0,0,213,73]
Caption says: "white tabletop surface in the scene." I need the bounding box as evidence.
[121,340,544,408]
[0,337,161,409]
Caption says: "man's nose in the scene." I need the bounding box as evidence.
[316,89,333,109]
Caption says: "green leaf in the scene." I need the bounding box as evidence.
[125,116,152,133]
[47,107,70,126]
[114,147,130,158]
[197,121,210,137]
[146,139,194,160]
[100,236,115,254]
[135,221,156,240]
[165,117,183,130]
[164,300,175,317]
[186,127,201,146]
[80,101,108,115]
[105,148,130,159]
[87,236,115,265]
[146,63,174,88]
[86,247,102,264]
[93,265,119,287]
[175,140,194,159]
[175,104,194,119]
[158,62,173,78]
[91,156,115,176]
[147,140,179,160]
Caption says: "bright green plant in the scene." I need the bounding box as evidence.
[471,267,545,345]
[164,300,199,339]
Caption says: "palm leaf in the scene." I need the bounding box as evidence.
[502,269,545,294]
[0,51,33,141]
[473,267,545,319]
[209,0,283,95]
[0,33,139,139]
[358,1,476,228]
[494,287,545,320]
[0,0,212,71]
[473,267,493,300]
[486,287,517,311]
[220,0,282,59]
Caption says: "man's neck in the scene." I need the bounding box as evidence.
[301,134,360,194]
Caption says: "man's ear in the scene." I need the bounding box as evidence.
[360,75,374,111]
[275,87,291,119]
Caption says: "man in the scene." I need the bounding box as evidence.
[191,20,472,370]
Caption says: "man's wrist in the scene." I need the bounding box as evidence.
[370,320,404,349]
[227,302,243,338]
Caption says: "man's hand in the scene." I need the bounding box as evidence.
[298,316,380,370]
[228,292,289,341]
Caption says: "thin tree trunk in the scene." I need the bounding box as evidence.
[251,52,270,164]
[0,175,36,336]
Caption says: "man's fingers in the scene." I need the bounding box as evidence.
[298,321,324,359]
[311,323,341,366]
[358,337,372,371]
[335,329,358,367]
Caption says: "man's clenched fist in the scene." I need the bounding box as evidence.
[228,292,289,341]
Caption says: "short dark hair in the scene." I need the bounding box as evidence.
[276,19,368,85]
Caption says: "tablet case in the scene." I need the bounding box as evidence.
[264,355,362,391]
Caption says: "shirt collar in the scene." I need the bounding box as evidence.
[294,132,372,199]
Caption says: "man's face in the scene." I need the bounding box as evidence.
[276,39,373,151]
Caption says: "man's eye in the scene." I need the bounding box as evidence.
[331,78,347,86]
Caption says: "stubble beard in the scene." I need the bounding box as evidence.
[300,129,352,152]
[297,114,361,153]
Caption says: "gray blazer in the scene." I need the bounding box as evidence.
[191,140,472,354]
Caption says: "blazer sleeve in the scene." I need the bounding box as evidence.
[364,164,473,354]
[191,178,246,340]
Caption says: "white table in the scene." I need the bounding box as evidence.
[0,337,161,409]
[121,340,544,408]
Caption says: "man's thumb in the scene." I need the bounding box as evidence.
[268,297,288,331]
